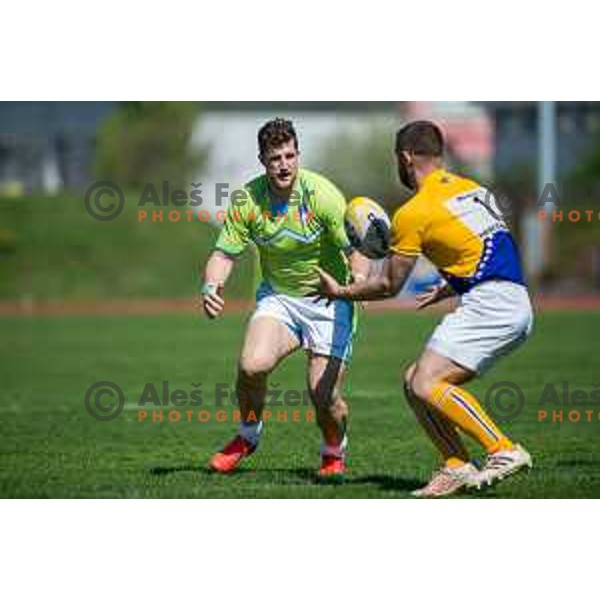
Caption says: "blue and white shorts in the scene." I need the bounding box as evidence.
[427,280,534,374]
[251,284,355,362]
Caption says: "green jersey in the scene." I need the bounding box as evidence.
[215,169,351,297]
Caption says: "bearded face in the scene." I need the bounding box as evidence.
[396,151,418,192]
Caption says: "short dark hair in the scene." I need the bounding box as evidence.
[395,121,445,157]
[258,118,299,157]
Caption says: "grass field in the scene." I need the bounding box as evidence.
[1,309,600,498]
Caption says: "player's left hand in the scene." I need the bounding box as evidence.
[316,267,343,300]
[197,283,225,319]
[415,283,453,310]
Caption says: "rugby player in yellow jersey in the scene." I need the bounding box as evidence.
[199,119,368,480]
[318,121,534,497]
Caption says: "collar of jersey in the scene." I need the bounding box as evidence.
[420,168,448,190]
[262,172,305,216]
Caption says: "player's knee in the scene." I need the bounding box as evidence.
[239,355,273,380]
[402,363,417,400]
[410,368,436,402]
[403,363,417,388]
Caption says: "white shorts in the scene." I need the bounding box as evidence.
[251,284,355,362]
[427,280,534,374]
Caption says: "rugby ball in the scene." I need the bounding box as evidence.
[344,197,391,259]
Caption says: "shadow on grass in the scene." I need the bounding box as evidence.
[350,474,424,493]
[147,464,316,482]
[148,464,425,493]
[148,464,211,476]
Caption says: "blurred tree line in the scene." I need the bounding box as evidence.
[95,101,208,189]
[553,135,600,291]
[490,137,600,291]
[313,119,410,213]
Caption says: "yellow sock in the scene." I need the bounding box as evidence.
[405,383,469,468]
[429,382,514,455]
[446,456,469,470]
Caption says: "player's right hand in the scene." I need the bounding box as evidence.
[199,283,225,320]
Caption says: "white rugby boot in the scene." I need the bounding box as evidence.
[469,444,533,489]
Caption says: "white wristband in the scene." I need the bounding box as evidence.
[201,282,219,296]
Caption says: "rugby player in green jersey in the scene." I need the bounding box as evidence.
[200,119,368,480]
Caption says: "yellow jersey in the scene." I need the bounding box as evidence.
[390,169,525,295]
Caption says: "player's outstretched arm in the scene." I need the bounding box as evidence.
[198,251,235,320]
[318,253,417,302]
[348,249,371,283]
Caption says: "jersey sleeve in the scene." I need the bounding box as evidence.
[390,205,424,257]
[316,179,352,251]
[214,190,252,257]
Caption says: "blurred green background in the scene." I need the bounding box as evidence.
[1,101,600,303]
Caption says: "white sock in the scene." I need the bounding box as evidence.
[321,435,348,458]
[239,421,263,446]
